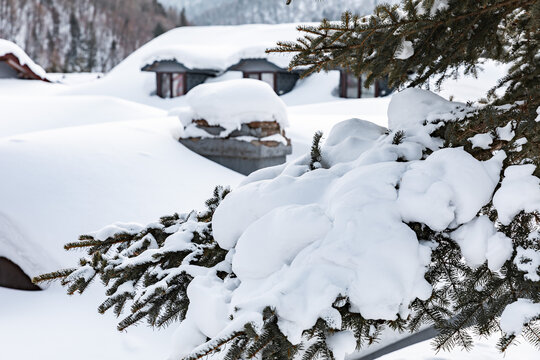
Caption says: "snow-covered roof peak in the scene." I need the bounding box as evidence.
[175,79,288,131]
[0,39,48,80]
[138,23,307,72]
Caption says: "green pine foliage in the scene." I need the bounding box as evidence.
[274,0,539,104]
[34,186,231,331]
[309,131,324,170]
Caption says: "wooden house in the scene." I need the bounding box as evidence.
[339,70,392,98]
[0,53,49,82]
[227,58,300,95]
[142,60,218,98]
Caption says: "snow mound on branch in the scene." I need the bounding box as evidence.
[0,39,47,79]
[500,299,540,335]
[174,79,288,136]
[398,149,503,231]
[387,88,464,130]
[493,164,540,225]
[182,89,506,356]
[469,132,493,149]
[451,216,513,271]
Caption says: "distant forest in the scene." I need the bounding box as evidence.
[0,0,390,73]
[0,0,188,72]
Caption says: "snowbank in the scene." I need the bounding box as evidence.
[0,39,47,79]
[0,95,168,137]
[0,118,243,278]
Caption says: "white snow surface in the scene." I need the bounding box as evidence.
[0,39,47,79]
[175,79,288,137]
[139,23,301,71]
[387,88,464,131]
[326,330,357,359]
[451,216,513,271]
[496,121,515,141]
[0,95,168,137]
[500,299,540,335]
[469,132,494,149]
[0,116,242,278]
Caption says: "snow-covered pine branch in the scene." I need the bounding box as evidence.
[34,186,231,331]
[35,88,540,359]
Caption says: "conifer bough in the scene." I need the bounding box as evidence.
[35,0,539,359]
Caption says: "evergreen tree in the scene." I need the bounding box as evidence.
[178,7,189,27]
[64,12,84,72]
[85,23,98,72]
[153,22,166,38]
[35,1,539,359]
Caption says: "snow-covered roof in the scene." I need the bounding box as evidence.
[0,39,48,81]
[139,23,305,72]
[0,100,243,279]
[175,79,288,134]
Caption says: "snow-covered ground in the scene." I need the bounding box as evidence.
[0,25,535,360]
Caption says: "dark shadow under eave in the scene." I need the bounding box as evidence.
[0,257,41,291]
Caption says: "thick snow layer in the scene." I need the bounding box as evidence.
[493,164,540,225]
[139,24,302,71]
[398,149,503,231]
[176,79,288,136]
[0,117,242,278]
[194,90,508,354]
[0,284,176,360]
[0,35,527,360]
[451,216,513,271]
[0,95,168,137]
[0,78,66,97]
[0,39,47,79]
[387,88,463,131]
[65,24,306,107]
[500,299,540,335]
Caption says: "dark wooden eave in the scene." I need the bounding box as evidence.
[0,53,49,82]
[227,58,301,74]
[141,59,219,76]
